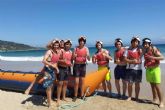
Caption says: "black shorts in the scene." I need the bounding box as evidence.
[114,65,126,80]
[58,66,70,81]
[125,69,142,83]
[73,64,86,77]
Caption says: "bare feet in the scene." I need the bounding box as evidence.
[126,97,132,101]
[62,98,69,102]
[47,103,51,108]
[159,102,164,108]
[24,89,30,95]
[56,100,60,107]
[152,99,158,104]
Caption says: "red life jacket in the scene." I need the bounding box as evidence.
[51,50,61,64]
[115,48,125,63]
[95,49,109,66]
[75,46,87,63]
[60,49,72,66]
[144,48,160,67]
[127,48,141,64]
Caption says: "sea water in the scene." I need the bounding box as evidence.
[0,44,165,63]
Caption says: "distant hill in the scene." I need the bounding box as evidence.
[0,40,42,51]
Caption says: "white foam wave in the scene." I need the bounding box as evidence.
[0,55,43,61]
[1,55,165,64]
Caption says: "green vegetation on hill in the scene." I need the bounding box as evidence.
[0,40,40,51]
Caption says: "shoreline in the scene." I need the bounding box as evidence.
[0,61,165,110]
[1,61,165,95]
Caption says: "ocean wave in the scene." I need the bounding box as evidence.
[1,55,165,64]
[0,55,43,61]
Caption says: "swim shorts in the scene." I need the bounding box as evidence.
[146,66,161,83]
[114,65,126,80]
[98,66,111,81]
[73,64,86,77]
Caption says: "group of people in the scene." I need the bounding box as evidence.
[24,36,164,108]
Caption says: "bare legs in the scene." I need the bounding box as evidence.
[150,83,164,108]
[57,81,63,106]
[122,80,127,96]
[62,81,68,101]
[73,77,85,101]
[115,79,127,97]
[24,79,36,95]
[150,83,157,103]
[127,82,140,101]
[115,80,121,95]
[24,75,43,95]
[106,80,112,96]
[73,77,79,99]
[127,83,133,101]
[57,81,68,106]
[135,82,140,100]
[99,80,112,96]
[46,85,53,107]
[102,80,107,93]
[80,77,85,97]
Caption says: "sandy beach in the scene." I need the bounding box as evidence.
[0,61,165,110]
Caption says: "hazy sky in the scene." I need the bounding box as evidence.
[0,0,165,47]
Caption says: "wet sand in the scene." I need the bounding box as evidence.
[0,61,165,110]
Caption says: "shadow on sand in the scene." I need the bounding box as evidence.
[95,91,159,106]
[21,95,47,107]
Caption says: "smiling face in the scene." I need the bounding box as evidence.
[143,42,150,49]
[115,42,122,49]
[64,42,71,50]
[79,40,85,47]
[131,39,139,48]
[53,42,60,50]
[96,43,102,50]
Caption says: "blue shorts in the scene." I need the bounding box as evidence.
[125,69,142,83]
[114,65,126,80]
[73,64,86,77]
[42,66,56,88]
[58,66,70,81]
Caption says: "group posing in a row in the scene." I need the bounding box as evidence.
[24,36,164,108]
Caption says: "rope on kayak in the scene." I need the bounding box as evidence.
[58,87,98,110]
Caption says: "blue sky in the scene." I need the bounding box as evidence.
[0,0,165,47]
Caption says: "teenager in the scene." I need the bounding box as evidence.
[72,36,90,102]
[142,38,164,108]
[124,37,143,101]
[57,40,73,106]
[114,38,127,98]
[92,41,112,97]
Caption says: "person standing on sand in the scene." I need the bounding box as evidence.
[114,38,127,99]
[72,36,90,102]
[142,38,164,108]
[124,37,143,101]
[56,40,73,106]
[92,41,112,97]
[24,40,59,95]
[42,39,61,107]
